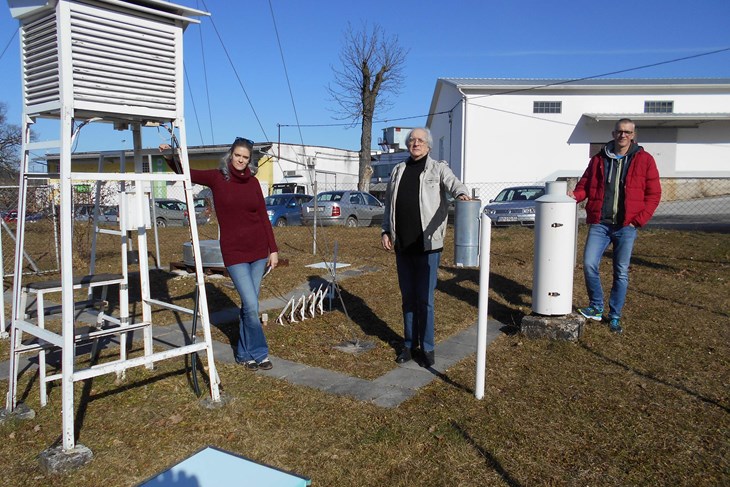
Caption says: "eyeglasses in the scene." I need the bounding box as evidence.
[408,137,427,145]
[233,137,254,145]
[613,130,634,136]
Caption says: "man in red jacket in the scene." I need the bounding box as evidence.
[570,118,661,334]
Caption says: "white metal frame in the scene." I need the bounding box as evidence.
[5,0,218,452]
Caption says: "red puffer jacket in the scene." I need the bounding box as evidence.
[573,148,661,227]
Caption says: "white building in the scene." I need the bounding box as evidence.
[259,142,361,194]
[427,78,730,197]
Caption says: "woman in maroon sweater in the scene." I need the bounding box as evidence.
[160,138,278,370]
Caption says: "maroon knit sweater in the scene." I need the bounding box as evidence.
[191,165,278,267]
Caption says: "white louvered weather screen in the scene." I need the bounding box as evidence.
[22,0,180,121]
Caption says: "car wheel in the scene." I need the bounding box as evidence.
[156,217,167,228]
[275,218,287,227]
[345,216,358,228]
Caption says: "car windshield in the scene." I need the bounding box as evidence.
[494,188,544,202]
[265,196,289,206]
[317,192,343,202]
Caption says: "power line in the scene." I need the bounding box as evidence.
[280,47,730,129]
[184,66,206,145]
[447,47,730,113]
[196,0,215,145]
[268,0,305,149]
[199,0,269,142]
[0,30,17,62]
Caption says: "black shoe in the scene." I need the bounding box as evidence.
[242,360,258,371]
[395,348,412,364]
[422,351,435,367]
[258,358,273,370]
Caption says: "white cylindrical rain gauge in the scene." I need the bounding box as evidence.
[532,181,577,315]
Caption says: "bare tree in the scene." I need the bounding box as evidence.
[328,23,407,192]
[0,102,23,184]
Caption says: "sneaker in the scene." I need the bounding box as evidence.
[609,318,623,334]
[578,306,603,321]
[258,358,273,370]
[243,360,259,371]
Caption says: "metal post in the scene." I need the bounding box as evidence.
[59,104,76,450]
[312,180,318,255]
[475,210,492,400]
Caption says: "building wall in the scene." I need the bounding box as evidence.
[267,143,360,194]
[429,87,465,179]
[431,84,730,185]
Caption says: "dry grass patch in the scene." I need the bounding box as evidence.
[0,225,728,486]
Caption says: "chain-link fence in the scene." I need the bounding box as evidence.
[0,181,217,281]
[0,184,60,279]
[1,176,727,279]
[464,178,730,227]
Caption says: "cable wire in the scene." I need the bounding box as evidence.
[184,66,206,145]
[268,0,305,149]
[198,0,269,141]
[0,29,17,62]
[196,0,215,145]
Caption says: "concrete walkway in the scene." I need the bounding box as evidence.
[1,275,504,408]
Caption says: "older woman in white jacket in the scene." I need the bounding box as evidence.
[381,127,470,367]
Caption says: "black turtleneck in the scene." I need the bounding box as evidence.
[395,156,427,253]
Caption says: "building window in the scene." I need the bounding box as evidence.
[142,161,150,173]
[533,101,562,114]
[644,100,673,113]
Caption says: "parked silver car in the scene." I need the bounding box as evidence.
[483,185,545,226]
[301,190,384,227]
[193,196,213,224]
[150,198,208,227]
[74,204,118,224]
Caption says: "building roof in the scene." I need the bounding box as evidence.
[438,77,730,88]
[584,112,730,127]
[9,0,209,23]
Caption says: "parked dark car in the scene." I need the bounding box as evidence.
[301,190,384,227]
[483,185,545,226]
[265,193,313,227]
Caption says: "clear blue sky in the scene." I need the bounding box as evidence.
[1,0,729,154]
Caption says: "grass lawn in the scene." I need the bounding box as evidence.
[1,224,728,486]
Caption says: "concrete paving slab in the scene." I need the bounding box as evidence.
[437,341,475,361]
[278,365,353,391]
[256,358,310,380]
[375,367,435,391]
[370,385,416,408]
[323,377,380,402]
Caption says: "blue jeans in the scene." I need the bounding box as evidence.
[227,258,268,363]
[583,224,638,319]
[395,251,441,353]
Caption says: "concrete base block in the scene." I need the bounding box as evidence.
[520,313,585,341]
[0,403,36,422]
[199,391,233,410]
[39,444,93,473]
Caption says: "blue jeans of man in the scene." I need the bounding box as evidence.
[583,223,638,320]
[227,257,268,363]
[395,251,441,353]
